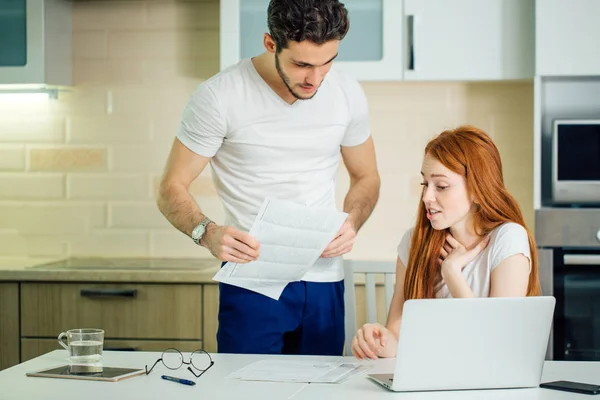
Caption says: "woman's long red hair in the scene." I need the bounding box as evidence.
[403,125,540,299]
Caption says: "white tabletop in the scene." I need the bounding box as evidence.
[1,350,599,400]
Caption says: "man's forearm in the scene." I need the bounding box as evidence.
[343,174,381,231]
[157,181,208,238]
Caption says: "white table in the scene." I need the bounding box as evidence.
[1,350,599,400]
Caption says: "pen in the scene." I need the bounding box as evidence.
[161,375,196,386]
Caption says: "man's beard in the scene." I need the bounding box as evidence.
[275,53,319,101]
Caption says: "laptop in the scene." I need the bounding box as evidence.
[369,296,555,392]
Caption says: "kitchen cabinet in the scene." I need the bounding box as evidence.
[220,0,404,81]
[0,0,71,86]
[536,0,600,76]
[220,0,533,81]
[17,282,218,364]
[21,283,203,340]
[403,0,534,81]
[0,284,19,370]
[0,257,389,370]
[0,258,221,370]
[203,284,219,353]
[21,339,203,363]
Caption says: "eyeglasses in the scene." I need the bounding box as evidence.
[145,348,214,378]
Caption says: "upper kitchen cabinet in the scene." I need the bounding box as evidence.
[536,0,600,76]
[403,0,534,81]
[220,0,404,81]
[0,0,71,87]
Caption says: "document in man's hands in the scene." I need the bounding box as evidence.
[212,197,348,300]
[227,359,371,383]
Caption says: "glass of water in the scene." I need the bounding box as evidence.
[57,328,104,364]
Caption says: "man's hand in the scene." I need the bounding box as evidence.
[320,216,357,258]
[200,224,260,263]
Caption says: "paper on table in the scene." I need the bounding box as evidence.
[213,197,347,300]
[226,359,371,383]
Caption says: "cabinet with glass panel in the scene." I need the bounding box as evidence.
[220,0,404,81]
[0,0,71,87]
[220,0,534,82]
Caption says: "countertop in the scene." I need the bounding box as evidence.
[0,257,221,283]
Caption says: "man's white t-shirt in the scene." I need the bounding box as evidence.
[176,58,371,282]
[397,222,531,298]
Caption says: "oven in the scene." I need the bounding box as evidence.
[552,119,600,205]
[537,208,600,360]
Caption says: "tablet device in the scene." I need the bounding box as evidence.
[26,364,145,382]
[540,380,600,395]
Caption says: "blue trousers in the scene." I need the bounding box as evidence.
[216,279,345,355]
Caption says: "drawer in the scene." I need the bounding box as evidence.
[21,283,202,339]
[21,338,203,363]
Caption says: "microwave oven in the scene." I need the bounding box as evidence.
[552,119,600,205]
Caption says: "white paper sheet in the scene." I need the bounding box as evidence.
[226,359,371,383]
[213,197,348,300]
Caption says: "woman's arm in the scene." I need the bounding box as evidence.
[377,257,407,358]
[489,254,530,297]
[442,271,476,298]
[385,257,406,337]
[351,256,406,359]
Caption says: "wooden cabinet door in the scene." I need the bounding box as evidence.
[0,283,19,370]
[203,284,219,353]
[21,283,202,340]
[21,339,203,363]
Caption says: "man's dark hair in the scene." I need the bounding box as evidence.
[267,0,350,52]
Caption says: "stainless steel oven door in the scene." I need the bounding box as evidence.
[553,250,600,361]
[536,208,600,360]
[552,119,600,205]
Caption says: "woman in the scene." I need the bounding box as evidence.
[351,125,541,360]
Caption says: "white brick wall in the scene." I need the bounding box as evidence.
[0,174,64,200]
[0,0,533,260]
[0,202,106,235]
[0,232,27,256]
[149,231,214,258]
[0,146,26,171]
[67,116,151,144]
[72,1,146,31]
[67,174,150,200]
[110,145,170,173]
[73,31,108,59]
[0,117,65,143]
[109,202,172,229]
[70,229,149,257]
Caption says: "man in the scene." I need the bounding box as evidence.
[157,0,380,356]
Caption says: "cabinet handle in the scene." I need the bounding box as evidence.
[407,15,415,70]
[564,255,600,265]
[80,289,137,298]
[104,347,138,352]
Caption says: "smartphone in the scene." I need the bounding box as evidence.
[540,380,600,395]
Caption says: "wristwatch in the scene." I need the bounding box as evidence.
[191,217,213,246]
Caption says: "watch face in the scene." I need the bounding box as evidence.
[192,219,211,243]
[192,224,205,240]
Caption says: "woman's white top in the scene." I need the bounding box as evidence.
[397,222,531,298]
